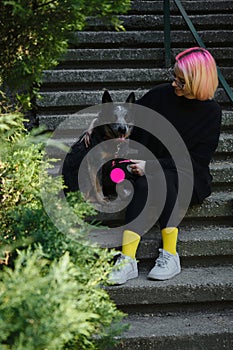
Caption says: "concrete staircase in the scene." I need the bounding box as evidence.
[37,0,233,348]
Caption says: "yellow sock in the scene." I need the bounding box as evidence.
[122,230,141,259]
[161,227,178,255]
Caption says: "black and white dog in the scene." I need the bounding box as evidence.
[62,90,135,203]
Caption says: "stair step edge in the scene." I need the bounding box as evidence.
[112,311,233,350]
[106,266,233,306]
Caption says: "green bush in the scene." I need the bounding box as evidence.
[0,247,125,350]
[0,1,131,344]
[0,109,93,246]
[0,112,126,349]
[0,0,131,108]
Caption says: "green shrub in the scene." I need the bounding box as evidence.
[0,0,131,108]
[0,247,125,350]
[0,112,126,349]
[0,110,92,245]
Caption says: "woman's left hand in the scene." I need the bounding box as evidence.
[130,159,146,176]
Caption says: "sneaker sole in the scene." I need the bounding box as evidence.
[111,270,138,285]
[147,268,181,281]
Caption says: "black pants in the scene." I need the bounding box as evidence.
[125,169,199,232]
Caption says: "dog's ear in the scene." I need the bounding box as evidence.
[126,92,135,104]
[102,90,113,103]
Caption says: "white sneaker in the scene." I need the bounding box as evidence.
[108,252,138,285]
[147,249,181,280]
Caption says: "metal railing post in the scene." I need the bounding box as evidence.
[164,0,172,67]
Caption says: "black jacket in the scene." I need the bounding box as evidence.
[131,83,222,203]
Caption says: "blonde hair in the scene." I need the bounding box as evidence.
[175,47,218,100]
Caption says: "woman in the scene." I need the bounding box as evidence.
[84,47,222,284]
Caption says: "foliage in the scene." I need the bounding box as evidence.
[0,113,126,349]
[0,109,92,247]
[0,0,131,108]
[0,247,125,350]
[0,1,131,345]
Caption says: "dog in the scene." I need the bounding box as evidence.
[62,90,135,203]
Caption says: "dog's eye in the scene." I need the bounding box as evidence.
[124,114,134,124]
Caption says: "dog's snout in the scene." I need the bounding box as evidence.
[118,125,127,135]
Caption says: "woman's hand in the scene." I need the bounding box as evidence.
[130,159,146,176]
[81,118,98,148]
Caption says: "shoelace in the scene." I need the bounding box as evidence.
[113,253,127,267]
[155,251,171,268]
[112,253,122,264]
[116,255,125,265]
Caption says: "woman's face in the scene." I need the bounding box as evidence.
[172,71,186,96]
[172,67,194,99]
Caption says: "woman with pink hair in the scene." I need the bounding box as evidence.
[109,47,222,284]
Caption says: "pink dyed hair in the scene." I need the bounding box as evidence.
[175,47,218,100]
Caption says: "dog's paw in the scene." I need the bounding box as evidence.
[86,196,97,203]
[96,193,110,204]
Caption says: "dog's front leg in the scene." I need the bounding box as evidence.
[88,162,107,204]
[95,172,108,204]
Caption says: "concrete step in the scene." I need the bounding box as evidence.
[106,266,233,311]
[217,133,233,154]
[90,225,233,266]
[129,0,233,14]
[38,110,233,131]
[137,226,233,266]
[41,67,233,86]
[70,30,233,48]
[222,110,233,129]
[88,191,233,226]
[58,47,233,68]
[112,311,233,350]
[86,14,233,31]
[38,132,233,160]
[37,88,232,109]
[41,68,174,85]
[211,161,233,188]
[176,191,233,219]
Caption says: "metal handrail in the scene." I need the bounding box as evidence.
[163,0,233,103]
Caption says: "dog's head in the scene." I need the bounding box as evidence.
[97,90,135,140]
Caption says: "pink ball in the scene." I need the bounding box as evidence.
[110,167,125,183]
